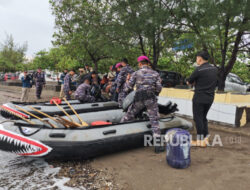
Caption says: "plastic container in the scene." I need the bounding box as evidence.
[165,128,191,169]
[50,97,62,105]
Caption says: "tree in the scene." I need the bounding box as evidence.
[175,0,250,90]
[48,0,249,90]
[0,34,27,72]
[103,0,183,68]
[50,0,116,72]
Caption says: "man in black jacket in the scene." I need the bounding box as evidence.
[187,50,218,147]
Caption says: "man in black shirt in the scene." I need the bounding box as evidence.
[187,50,218,147]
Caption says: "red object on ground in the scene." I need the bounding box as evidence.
[91,121,112,126]
[50,97,62,105]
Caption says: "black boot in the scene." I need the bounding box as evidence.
[153,136,165,154]
[154,146,165,153]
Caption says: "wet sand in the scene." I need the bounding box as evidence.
[0,85,250,190]
[92,130,250,190]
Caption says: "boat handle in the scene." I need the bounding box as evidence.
[63,106,70,109]
[49,133,66,138]
[33,107,41,110]
[91,104,99,107]
[103,130,116,135]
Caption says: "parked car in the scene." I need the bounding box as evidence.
[225,73,250,93]
[158,70,185,87]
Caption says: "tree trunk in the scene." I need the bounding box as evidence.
[217,69,226,91]
[93,60,98,72]
[217,18,247,91]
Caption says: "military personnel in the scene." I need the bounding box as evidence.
[75,78,95,103]
[34,68,46,99]
[121,56,163,153]
[116,58,134,107]
[63,69,76,100]
[187,50,218,147]
[59,69,68,98]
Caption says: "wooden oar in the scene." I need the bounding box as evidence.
[55,116,80,128]
[63,98,88,127]
[15,105,57,128]
[0,105,35,125]
[28,106,68,127]
[52,100,82,127]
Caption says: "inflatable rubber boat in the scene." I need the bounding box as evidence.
[0,96,176,119]
[1,101,119,119]
[0,107,192,160]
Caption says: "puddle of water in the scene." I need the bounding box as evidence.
[0,151,84,190]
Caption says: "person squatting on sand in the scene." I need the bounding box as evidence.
[187,50,218,147]
[121,56,164,153]
[75,78,95,103]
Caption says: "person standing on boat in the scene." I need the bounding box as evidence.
[34,68,46,99]
[116,58,134,107]
[186,50,218,147]
[20,71,32,102]
[63,69,76,100]
[75,78,95,103]
[121,56,163,153]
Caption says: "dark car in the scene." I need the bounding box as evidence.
[158,70,185,87]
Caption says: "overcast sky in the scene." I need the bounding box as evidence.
[0,0,54,57]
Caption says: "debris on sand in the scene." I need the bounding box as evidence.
[51,160,119,190]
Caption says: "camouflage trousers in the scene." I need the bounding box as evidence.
[36,83,43,98]
[118,90,127,108]
[75,95,95,103]
[64,90,71,100]
[121,98,160,135]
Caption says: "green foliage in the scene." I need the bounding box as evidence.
[157,49,196,78]
[231,61,250,83]
[56,56,80,70]
[0,34,27,72]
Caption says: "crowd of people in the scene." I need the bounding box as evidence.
[59,58,135,105]
[20,51,218,152]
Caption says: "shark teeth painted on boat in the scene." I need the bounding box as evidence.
[0,124,52,157]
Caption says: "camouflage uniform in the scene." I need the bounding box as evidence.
[116,65,134,107]
[75,83,95,103]
[34,72,46,98]
[121,65,162,135]
[63,74,73,100]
